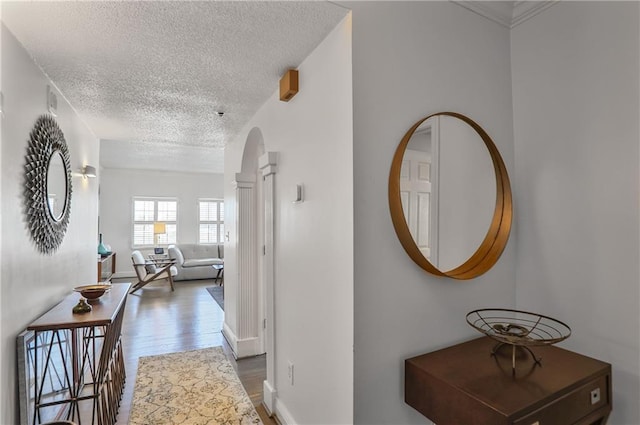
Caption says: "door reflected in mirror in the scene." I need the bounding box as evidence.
[400,116,496,271]
[400,121,434,261]
[389,112,512,280]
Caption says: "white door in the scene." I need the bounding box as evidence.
[400,149,432,260]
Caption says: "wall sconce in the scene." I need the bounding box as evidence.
[82,165,97,178]
[74,165,97,179]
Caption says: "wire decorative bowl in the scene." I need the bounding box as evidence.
[466,308,571,376]
[466,308,571,346]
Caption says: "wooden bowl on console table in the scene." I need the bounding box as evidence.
[74,284,111,303]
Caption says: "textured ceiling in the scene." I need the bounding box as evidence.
[2,1,348,174]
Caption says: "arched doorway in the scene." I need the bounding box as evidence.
[229,128,264,359]
[228,128,278,413]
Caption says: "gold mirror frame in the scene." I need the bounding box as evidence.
[388,112,512,279]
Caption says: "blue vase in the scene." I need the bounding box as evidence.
[98,234,109,255]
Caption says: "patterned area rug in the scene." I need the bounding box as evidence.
[128,347,262,425]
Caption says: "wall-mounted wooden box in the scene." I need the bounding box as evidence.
[279,69,299,102]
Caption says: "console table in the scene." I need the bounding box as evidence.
[18,283,131,425]
[405,336,611,425]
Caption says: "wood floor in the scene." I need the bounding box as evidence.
[112,278,277,425]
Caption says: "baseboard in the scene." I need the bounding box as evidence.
[263,380,277,415]
[274,398,297,425]
[222,323,263,359]
[222,322,238,357]
[236,336,261,358]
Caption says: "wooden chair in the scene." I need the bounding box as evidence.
[130,250,177,294]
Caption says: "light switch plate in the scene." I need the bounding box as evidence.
[293,184,303,203]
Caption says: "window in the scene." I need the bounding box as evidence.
[198,199,224,244]
[133,198,177,246]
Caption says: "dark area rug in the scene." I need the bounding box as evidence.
[206,286,224,311]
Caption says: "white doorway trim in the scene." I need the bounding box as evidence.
[223,128,266,360]
[259,152,278,414]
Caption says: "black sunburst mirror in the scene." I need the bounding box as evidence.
[23,115,73,253]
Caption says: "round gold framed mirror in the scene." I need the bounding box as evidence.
[388,112,512,279]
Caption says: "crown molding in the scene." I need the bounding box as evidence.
[511,1,559,27]
[451,1,559,29]
[451,1,513,28]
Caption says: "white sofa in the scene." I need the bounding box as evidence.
[168,244,223,281]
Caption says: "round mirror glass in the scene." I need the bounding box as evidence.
[389,112,512,280]
[46,150,68,221]
[401,115,496,271]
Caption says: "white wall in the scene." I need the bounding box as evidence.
[346,2,516,423]
[99,168,223,275]
[224,15,353,424]
[0,18,4,423]
[511,2,640,424]
[0,23,99,424]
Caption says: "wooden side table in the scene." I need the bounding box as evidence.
[212,264,224,286]
[405,336,611,425]
[97,252,116,282]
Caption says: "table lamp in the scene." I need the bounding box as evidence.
[153,222,166,247]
